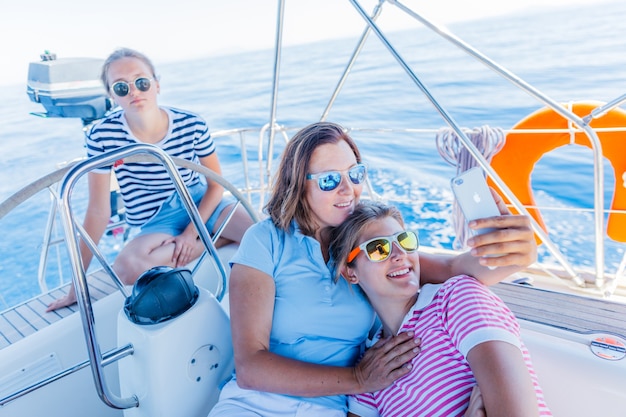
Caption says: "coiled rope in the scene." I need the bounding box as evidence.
[435,126,505,249]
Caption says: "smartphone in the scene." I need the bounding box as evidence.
[450,167,500,236]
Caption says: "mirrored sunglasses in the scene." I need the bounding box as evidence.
[347,230,419,263]
[110,77,153,97]
[306,163,367,192]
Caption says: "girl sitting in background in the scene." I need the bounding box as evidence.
[47,47,253,311]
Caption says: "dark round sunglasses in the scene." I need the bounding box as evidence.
[110,77,153,97]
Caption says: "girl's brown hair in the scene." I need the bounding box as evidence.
[329,201,404,281]
[265,122,362,236]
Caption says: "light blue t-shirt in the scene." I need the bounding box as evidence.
[229,218,375,411]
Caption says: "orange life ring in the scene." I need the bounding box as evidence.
[488,101,626,243]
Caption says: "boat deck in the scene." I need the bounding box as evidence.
[491,281,626,337]
[1,272,625,349]
[0,270,118,349]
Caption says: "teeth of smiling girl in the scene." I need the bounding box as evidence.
[388,268,409,277]
[336,201,351,207]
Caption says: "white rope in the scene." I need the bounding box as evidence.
[435,126,505,249]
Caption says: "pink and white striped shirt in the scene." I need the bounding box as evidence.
[349,275,551,417]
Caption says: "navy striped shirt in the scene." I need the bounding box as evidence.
[86,107,215,227]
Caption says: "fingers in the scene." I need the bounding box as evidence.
[464,385,486,417]
[173,244,192,267]
[169,233,199,266]
[489,188,510,215]
[178,249,192,266]
[170,238,190,266]
[374,331,420,359]
[172,241,183,264]
[46,294,76,312]
[355,332,421,392]
[468,215,533,248]
[467,214,537,268]
[375,337,419,370]
[469,213,532,233]
[470,241,537,268]
[46,301,60,313]
[470,231,533,256]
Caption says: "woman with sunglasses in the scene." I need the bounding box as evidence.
[329,200,551,417]
[47,47,253,311]
[208,121,537,416]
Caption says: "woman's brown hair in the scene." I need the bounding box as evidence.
[265,122,361,236]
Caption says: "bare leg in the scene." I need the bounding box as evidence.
[113,232,205,284]
[213,204,254,245]
[114,205,253,284]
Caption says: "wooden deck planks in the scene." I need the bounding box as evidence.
[0,315,18,348]
[492,282,626,337]
[0,271,119,347]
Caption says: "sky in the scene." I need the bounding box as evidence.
[1,0,602,87]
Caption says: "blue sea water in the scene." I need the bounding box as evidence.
[1,1,625,308]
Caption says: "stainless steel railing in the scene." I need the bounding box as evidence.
[54,144,230,409]
[324,0,626,294]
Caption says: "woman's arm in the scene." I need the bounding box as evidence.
[467,341,540,417]
[420,190,537,286]
[229,264,419,397]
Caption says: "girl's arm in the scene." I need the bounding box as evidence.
[229,264,419,396]
[420,190,536,286]
[167,153,225,266]
[467,341,540,417]
[46,172,112,311]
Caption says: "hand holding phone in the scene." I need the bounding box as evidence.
[450,167,500,235]
[451,167,503,266]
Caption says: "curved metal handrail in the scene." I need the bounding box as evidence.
[55,143,237,410]
[0,344,134,406]
[0,144,261,409]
